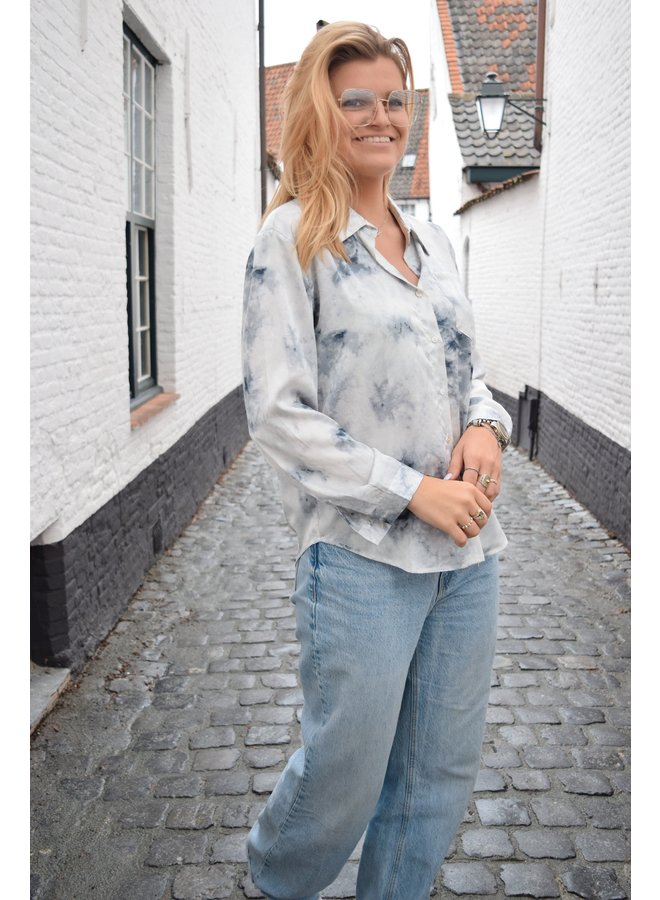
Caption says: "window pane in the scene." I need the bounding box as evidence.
[124,96,130,154]
[144,117,153,166]
[144,168,154,219]
[126,157,131,211]
[133,106,143,160]
[137,228,148,278]
[144,62,154,114]
[131,46,143,107]
[123,37,130,94]
[139,329,151,380]
[139,281,149,327]
[132,160,144,214]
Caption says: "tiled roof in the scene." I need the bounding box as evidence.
[264,62,295,161]
[455,167,539,213]
[436,0,541,170]
[389,89,430,200]
[264,67,430,201]
[451,95,540,168]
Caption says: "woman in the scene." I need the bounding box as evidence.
[242,21,512,900]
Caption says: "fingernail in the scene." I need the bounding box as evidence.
[443,473,453,480]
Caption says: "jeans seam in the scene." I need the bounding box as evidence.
[383,654,419,900]
[311,543,328,725]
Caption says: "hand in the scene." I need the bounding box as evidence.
[407,475,493,547]
[447,425,502,503]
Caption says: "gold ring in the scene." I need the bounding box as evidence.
[472,508,486,521]
[478,474,492,488]
[460,519,473,531]
[464,467,480,474]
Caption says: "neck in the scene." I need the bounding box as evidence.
[352,181,389,228]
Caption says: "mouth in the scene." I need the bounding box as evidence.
[354,135,395,143]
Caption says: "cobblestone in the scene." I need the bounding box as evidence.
[30,445,631,898]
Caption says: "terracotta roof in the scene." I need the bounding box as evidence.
[455,168,539,213]
[265,62,295,161]
[264,67,430,201]
[389,89,430,200]
[437,0,463,92]
[436,0,541,171]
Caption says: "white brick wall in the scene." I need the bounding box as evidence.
[428,0,470,258]
[537,0,630,449]
[458,0,630,450]
[461,179,544,398]
[31,0,260,542]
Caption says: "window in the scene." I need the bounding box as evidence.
[124,27,159,405]
[397,202,416,215]
[401,153,417,168]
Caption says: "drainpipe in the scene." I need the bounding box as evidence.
[258,0,267,212]
[534,0,546,152]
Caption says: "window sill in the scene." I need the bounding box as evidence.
[130,392,180,429]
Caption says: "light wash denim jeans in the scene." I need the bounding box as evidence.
[247,542,499,900]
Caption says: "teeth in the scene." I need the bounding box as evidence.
[360,136,392,143]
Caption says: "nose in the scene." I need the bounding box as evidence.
[372,98,391,126]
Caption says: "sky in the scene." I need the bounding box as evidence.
[262,0,432,87]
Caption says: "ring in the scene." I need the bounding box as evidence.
[472,508,486,521]
[478,474,492,487]
[460,519,473,531]
[464,467,480,474]
[488,478,498,486]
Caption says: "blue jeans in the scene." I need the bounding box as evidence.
[247,542,499,900]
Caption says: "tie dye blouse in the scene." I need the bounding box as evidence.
[242,199,511,574]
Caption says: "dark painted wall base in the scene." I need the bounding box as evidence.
[490,385,630,549]
[31,386,249,672]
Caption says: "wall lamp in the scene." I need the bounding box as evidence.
[475,72,547,138]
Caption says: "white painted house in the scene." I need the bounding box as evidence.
[31,0,260,670]
[429,0,630,545]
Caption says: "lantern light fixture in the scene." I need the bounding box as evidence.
[475,72,547,138]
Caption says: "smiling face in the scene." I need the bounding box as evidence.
[329,56,410,189]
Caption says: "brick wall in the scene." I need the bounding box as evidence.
[538,0,630,451]
[31,0,260,665]
[455,0,629,544]
[31,388,248,670]
[31,0,260,545]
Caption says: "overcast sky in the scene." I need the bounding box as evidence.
[262,0,432,87]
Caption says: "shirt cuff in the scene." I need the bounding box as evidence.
[337,453,424,545]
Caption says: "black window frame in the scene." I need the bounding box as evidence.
[124,25,160,408]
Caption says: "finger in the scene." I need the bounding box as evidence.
[469,504,489,529]
[476,472,499,496]
[461,464,480,485]
[486,481,500,501]
[457,515,480,542]
[484,474,501,501]
[447,448,464,481]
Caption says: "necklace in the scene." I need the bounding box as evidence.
[376,208,391,236]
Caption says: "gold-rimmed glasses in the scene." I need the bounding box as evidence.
[337,88,421,128]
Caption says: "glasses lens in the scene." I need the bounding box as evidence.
[339,89,377,125]
[387,91,420,126]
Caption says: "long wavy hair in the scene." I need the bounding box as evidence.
[264,21,415,270]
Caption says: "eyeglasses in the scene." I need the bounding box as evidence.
[337,89,421,128]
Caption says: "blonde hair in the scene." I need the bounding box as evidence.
[264,21,415,270]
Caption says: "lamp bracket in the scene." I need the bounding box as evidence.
[505,97,547,128]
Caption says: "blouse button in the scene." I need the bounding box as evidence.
[415,289,423,298]
[431,336,441,343]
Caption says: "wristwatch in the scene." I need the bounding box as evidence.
[468,418,511,451]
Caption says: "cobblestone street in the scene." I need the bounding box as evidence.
[30,442,631,900]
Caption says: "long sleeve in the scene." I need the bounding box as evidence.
[242,222,423,545]
[467,345,513,434]
[240,200,508,573]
